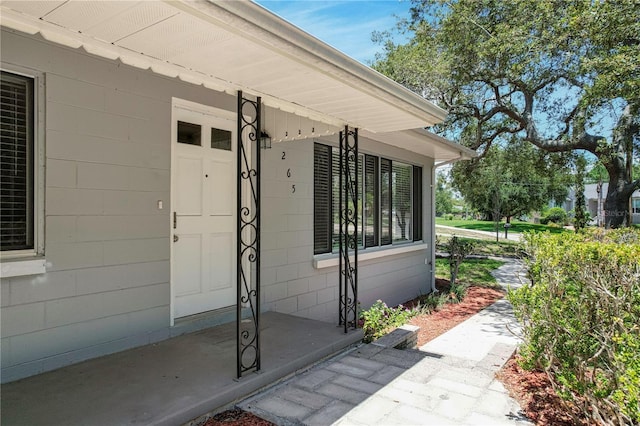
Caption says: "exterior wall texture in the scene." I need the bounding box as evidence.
[1,29,434,382]
[260,136,434,323]
[0,30,234,382]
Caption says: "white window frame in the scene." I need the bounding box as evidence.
[0,65,46,277]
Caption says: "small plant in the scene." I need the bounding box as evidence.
[360,300,415,343]
[448,283,468,303]
[413,292,449,314]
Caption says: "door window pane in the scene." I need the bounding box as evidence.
[177,121,201,146]
[211,128,231,150]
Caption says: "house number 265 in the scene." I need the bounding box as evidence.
[282,151,295,193]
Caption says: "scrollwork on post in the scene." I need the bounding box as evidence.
[339,127,359,332]
[237,91,261,378]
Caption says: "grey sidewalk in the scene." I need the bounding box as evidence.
[436,224,521,242]
[238,259,532,425]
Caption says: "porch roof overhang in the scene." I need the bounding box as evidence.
[361,128,477,163]
[0,0,448,133]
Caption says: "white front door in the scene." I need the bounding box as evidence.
[171,102,236,320]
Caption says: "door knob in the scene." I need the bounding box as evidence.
[173,234,179,242]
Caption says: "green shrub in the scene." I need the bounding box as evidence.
[510,229,640,424]
[445,213,454,220]
[360,300,415,343]
[540,206,567,225]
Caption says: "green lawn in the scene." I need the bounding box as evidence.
[436,218,567,234]
[435,258,505,288]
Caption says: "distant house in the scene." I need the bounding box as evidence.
[0,1,474,383]
[583,183,640,226]
[549,188,576,214]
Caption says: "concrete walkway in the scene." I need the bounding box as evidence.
[239,259,532,425]
[436,225,521,242]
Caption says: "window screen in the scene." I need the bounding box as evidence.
[380,158,392,246]
[364,155,378,247]
[413,165,422,241]
[392,162,412,243]
[0,71,34,251]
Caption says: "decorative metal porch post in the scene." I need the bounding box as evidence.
[236,91,261,378]
[339,126,359,332]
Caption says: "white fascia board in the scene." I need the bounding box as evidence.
[410,128,478,160]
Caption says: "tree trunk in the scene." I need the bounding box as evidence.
[396,211,407,239]
[604,171,635,228]
[603,104,640,228]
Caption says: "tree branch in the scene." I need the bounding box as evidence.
[625,177,640,194]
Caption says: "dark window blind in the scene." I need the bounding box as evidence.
[0,71,33,251]
[313,143,332,254]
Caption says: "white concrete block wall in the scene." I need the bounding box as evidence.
[1,30,234,382]
[1,28,436,382]
[260,137,434,324]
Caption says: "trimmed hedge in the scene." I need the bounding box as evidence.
[510,229,640,425]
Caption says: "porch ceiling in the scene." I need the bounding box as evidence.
[0,0,447,133]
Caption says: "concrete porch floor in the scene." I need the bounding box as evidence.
[1,312,363,426]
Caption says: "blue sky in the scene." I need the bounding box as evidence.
[254,0,413,64]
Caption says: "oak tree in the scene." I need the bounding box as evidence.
[374,0,639,227]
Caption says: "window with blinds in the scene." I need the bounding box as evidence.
[313,142,423,255]
[1,71,34,252]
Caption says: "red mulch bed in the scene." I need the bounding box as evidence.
[404,278,505,347]
[496,355,591,426]
[201,408,274,426]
